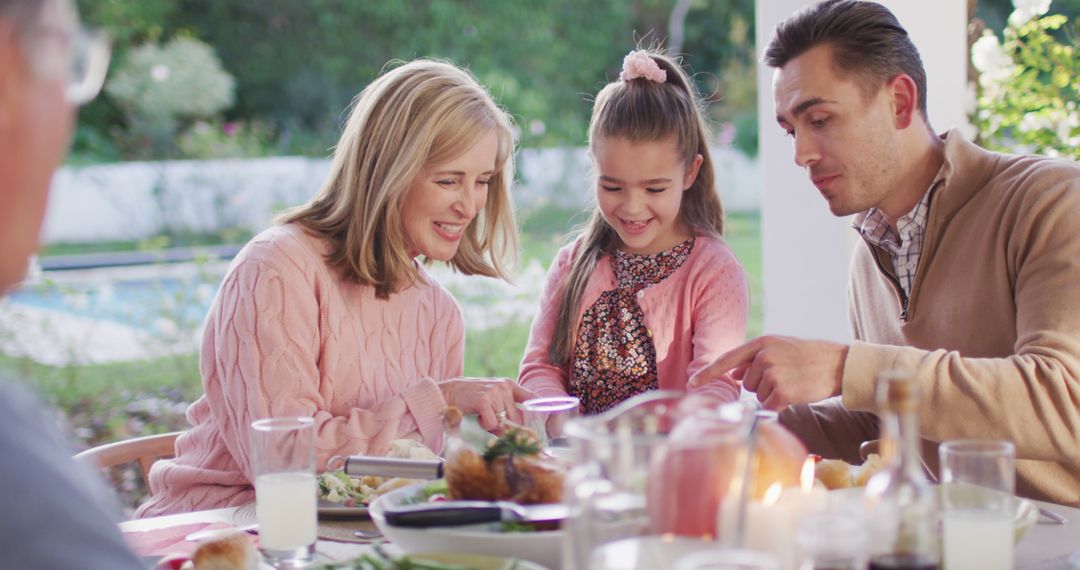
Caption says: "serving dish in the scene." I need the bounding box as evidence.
[368,482,564,569]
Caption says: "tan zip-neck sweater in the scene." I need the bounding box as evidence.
[842,131,1080,505]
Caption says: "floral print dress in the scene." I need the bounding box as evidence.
[569,238,695,414]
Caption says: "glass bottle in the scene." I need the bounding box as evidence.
[865,370,940,570]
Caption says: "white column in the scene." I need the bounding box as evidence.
[755,0,969,341]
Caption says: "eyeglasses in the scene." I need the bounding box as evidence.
[30,25,111,106]
[65,28,111,105]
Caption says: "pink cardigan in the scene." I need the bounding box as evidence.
[518,235,748,404]
[137,224,458,517]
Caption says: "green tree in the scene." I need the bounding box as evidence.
[971,2,1080,160]
[75,0,761,160]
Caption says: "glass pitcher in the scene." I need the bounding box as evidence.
[561,391,755,570]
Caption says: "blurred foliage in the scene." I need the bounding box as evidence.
[105,36,236,158]
[74,0,759,161]
[974,0,1080,37]
[971,2,1080,160]
[177,120,277,159]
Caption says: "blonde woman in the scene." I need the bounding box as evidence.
[138,60,533,517]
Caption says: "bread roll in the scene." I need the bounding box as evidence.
[192,530,258,570]
[815,458,853,489]
[852,453,886,487]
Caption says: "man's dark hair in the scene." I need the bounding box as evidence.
[763,0,928,118]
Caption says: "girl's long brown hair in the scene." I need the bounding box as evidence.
[549,50,725,365]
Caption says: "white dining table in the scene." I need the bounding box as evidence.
[122,499,1080,569]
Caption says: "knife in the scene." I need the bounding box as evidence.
[383,500,568,527]
[328,455,444,480]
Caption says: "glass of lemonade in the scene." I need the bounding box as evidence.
[939,439,1016,570]
[251,416,317,568]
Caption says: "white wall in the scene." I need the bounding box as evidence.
[755,0,969,341]
[42,147,761,244]
[43,157,330,243]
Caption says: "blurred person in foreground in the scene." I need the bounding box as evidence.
[690,0,1080,505]
[0,0,145,567]
[138,59,534,517]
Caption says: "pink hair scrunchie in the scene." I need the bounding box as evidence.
[619,50,667,83]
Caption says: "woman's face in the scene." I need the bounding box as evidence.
[401,130,498,261]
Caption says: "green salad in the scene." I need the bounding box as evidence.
[399,479,449,505]
[317,471,371,506]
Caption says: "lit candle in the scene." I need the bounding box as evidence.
[785,457,829,514]
[744,483,796,568]
[739,459,829,570]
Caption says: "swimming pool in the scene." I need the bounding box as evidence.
[7,263,226,333]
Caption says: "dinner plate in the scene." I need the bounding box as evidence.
[368,482,564,570]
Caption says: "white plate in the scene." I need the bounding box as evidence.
[368,482,563,569]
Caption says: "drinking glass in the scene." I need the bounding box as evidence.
[795,512,868,570]
[561,393,752,570]
[939,439,1016,570]
[251,417,317,568]
[519,395,580,450]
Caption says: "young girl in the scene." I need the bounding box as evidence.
[138,60,533,517]
[518,50,749,415]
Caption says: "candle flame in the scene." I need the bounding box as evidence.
[800,456,816,493]
[763,482,783,506]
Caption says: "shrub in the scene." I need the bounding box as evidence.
[177,120,276,159]
[971,0,1080,160]
[106,36,236,157]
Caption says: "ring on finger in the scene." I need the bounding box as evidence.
[495,410,508,422]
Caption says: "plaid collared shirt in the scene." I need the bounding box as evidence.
[858,189,934,300]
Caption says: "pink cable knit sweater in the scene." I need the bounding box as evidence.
[137,224,457,517]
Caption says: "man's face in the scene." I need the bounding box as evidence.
[0,0,77,291]
[772,44,903,218]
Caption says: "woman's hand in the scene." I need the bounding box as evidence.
[437,377,536,431]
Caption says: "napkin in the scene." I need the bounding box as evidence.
[123,521,234,557]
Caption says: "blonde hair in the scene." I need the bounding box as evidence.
[549,50,725,365]
[280,59,518,298]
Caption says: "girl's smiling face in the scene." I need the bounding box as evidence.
[592,136,702,254]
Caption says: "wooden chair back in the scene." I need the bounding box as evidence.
[74,431,183,491]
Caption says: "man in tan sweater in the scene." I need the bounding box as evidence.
[689,0,1080,505]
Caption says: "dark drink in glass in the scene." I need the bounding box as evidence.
[868,553,939,570]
